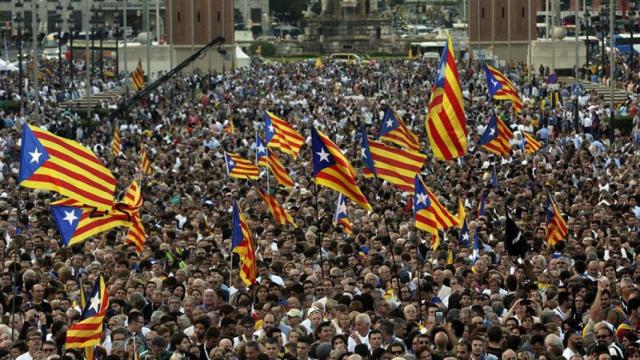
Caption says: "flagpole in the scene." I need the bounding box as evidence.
[313,181,325,280]
[380,210,403,303]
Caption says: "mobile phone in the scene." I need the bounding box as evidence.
[435,311,444,325]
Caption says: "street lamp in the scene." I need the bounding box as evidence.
[97,5,104,81]
[67,3,75,84]
[56,2,63,88]
[90,4,97,78]
[600,4,608,73]
[584,9,590,67]
[14,2,24,112]
[114,7,120,76]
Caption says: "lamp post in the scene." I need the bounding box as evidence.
[31,0,40,120]
[97,5,104,81]
[90,4,97,78]
[67,3,74,85]
[114,6,120,76]
[609,0,615,142]
[14,2,24,113]
[56,2,63,88]
[600,4,607,73]
[584,9,590,67]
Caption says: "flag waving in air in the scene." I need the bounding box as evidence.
[122,181,146,254]
[224,152,260,180]
[232,201,257,286]
[379,108,420,151]
[255,186,296,227]
[140,144,152,175]
[413,175,459,235]
[266,153,294,188]
[425,35,468,161]
[19,124,117,211]
[264,111,305,159]
[312,128,372,211]
[132,60,144,91]
[65,275,109,349]
[483,64,523,113]
[521,132,542,154]
[546,192,568,249]
[50,198,131,247]
[255,135,268,167]
[361,136,427,193]
[478,115,513,158]
[112,127,121,157]
[333,194,353,235]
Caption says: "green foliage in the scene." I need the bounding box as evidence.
[249,42,277,57]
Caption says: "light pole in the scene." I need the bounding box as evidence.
[600,4,607,73]
[14,2,24,114]
[97,5,104,81]
[609,0,615,141]
[31,0,39,120]
[575,0,580,78]
[585,9,590,68]
[56,2,63,88]
[528,0,532,83]
[122,0,128,98]
[90,4,97,79]
[114,6,120,76]
[67,3,74,85]
[168,0,173,69]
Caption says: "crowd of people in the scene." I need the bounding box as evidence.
[0,48,639,360]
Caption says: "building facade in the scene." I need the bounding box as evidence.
[5,0,166,39]
[233,0,269,35]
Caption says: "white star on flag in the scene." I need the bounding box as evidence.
[257,144,266,154]
[89,292,101,313]
[63,210,78,226]
[268,125,275,133]
[29,148,43,164]
[361,148,368,159]
[489,127,495,136]
[228,160,235,167]
[337,202,347,215]
[415,192,429,206]
[316,148,330,162]
[386,119,394,128]
[462,233,470,242]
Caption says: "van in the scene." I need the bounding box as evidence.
[329,53,362,64]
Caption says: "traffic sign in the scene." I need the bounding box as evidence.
[549,73,558,84]
[572,83,585,96]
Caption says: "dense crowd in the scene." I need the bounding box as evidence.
[0,50,639,360]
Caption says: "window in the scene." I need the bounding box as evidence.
[197,10,200,22]
[217,11,220,22]
[522,7,525,18]
[481,7,484,18]
[502,7,505,18]
[177,11,180,22]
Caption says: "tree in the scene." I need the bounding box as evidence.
[270,0,309,25]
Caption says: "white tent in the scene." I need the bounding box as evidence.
[235,46,251,69]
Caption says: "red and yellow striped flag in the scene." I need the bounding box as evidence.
[132,60,144,91]
[413,175,459,235]
[361,137,426,193]
[478,115,513,158]
[122,181,146,254]
[483,64,523,113]
[425,36,468,161]
[267,153,294,188]
[140,144,152,175]
[65,276,109,349]
[379,108,420,152]
[112,127,121,157]
[546,192,568,249]
[19,124,117,211]
[333,194,352,235]
[255,186,296,227]
[522,132,542,154]
[224,152,260,180]
[232,201,257,285]
[264,111,305,159]
[311,128,372,211]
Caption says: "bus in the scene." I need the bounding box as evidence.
[614,33,640,55]
[410,42,443,60]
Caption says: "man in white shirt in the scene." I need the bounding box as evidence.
[347,313,371,352]
[16,330,43,360]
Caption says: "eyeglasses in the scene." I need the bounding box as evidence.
[390,350,403,355]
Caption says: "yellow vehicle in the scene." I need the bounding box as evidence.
[329,53,362,64]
